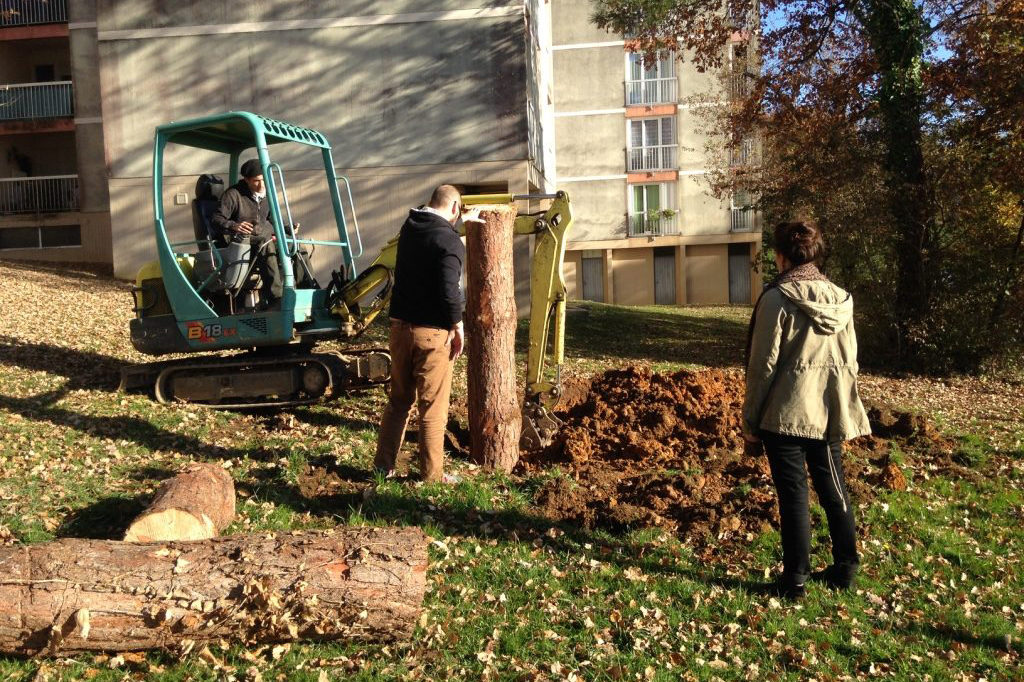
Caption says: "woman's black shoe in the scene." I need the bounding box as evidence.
[811,564,858,590]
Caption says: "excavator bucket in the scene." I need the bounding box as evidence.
[520,401,563,451]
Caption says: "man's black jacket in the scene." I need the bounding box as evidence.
[211,180,273,241]
[389,208,465,329]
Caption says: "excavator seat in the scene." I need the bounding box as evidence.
[188,174,258,297]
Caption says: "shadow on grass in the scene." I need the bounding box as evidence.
[0,336,124,391]
[57,495,150,540]
[0,389,295,465]
[517,302,750,368]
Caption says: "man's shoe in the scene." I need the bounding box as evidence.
[811,564,858,590]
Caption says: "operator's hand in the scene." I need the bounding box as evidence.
[234,221,255,235]
[446,321,464,361]
[461,207,485,225]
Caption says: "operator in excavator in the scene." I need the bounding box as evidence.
[373,184,484,484]
[211,158,316,309]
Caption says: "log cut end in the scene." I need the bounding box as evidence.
[123,509,217,542]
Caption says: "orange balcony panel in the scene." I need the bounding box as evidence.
[0,118,75,135]
[627,171,678,183]
[0,23,68,40]
[625,103,677,118]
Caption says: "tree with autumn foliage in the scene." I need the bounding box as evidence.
[591,0,1024,372]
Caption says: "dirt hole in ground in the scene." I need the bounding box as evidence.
[497,366,962,549]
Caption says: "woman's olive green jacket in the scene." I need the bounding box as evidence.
[743,280,872,442]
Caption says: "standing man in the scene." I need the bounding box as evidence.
[375,185,482,483]
[211,159,315,308]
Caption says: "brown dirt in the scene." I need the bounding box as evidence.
[520,366,962,548]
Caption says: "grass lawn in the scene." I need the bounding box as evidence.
[0,260,1022,681]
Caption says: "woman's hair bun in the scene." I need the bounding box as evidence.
[774,221,824,266]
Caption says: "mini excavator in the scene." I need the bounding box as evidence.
[119,112,571,448]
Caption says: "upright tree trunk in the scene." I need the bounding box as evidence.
[0,528,428,655]
[465,205,522,472]
[864,0,933,361]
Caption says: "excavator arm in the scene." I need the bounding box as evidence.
[330,191,573,449]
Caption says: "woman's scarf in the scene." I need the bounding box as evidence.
[744,262,829,370]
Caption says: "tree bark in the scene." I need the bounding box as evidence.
[124,463,235,542]
[465,205,522,472]
[0,527,428,655]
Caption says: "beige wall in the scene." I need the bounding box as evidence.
[555,113,627,178]
[678,174,731,235]
[552,0,616,44]
[559,179,626,242]
[611,248,653,306]
[0,212,112,264]
[685,243,729,304]
[553,47,625,111]
[564,250,581,299]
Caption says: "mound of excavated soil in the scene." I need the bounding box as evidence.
[522,366,958,546]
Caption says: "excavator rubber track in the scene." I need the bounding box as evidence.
[119,349,390,409]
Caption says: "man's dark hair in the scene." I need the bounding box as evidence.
[773,221,824,266]
[240,159,263,179]
[428,184,461,210]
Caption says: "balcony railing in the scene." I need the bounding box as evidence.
[0,175,79,214]
[626,77,678,106]
[729,139,757,167]
[0,81,74,121]
[728,73,751,100]
[627,145,677,172]
[628,212,680,237]
[0,0,67,27]
[731,207,759,232]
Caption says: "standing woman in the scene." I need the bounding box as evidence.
[743,221,871,599]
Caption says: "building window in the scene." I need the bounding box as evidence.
[628,184,678,236]
[626,53,677,105]
[0,225,81,250]
[627,117,676,172]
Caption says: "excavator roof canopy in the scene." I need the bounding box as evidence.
[155,111,330,154]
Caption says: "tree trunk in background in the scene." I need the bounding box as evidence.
[124,462,235,542]
[864,0,934,361]
[0,528,428,655]
[465,205,522,472]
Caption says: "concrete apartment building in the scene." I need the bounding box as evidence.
[0,1,111,263]
[1,1,555,293]
[553,0,760,305]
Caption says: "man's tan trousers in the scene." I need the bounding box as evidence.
[375,320,454,482]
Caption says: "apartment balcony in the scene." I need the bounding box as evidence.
[0,0,67,27]
[625,77,678,106]
[731,207,759,232]
[0,81,74,121]
[628,212,680,237]
[627,145,677,172]
[0,175,79,214]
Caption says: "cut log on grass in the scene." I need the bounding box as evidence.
[0,527,428,655]
[124,463,235,542]
[465,204,522,473]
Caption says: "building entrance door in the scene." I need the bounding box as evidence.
[653,246,676,305]
[728,243,752,303]
[580,251,605,302]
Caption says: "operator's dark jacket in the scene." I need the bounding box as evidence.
[389,208,465,329]
[210,180,273,243]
